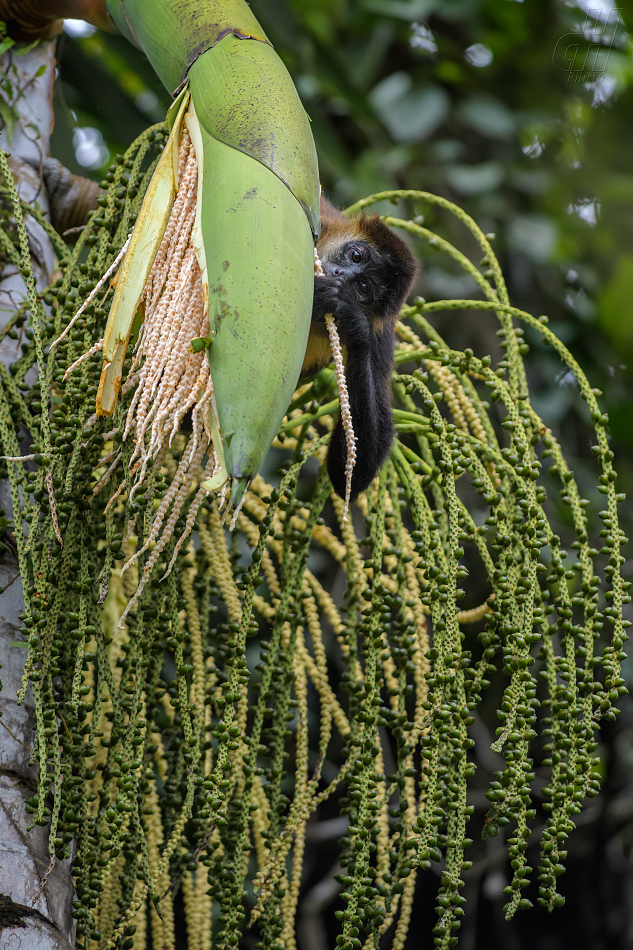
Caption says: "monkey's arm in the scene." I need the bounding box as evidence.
[326,305,396,501]
[300,275,339,376]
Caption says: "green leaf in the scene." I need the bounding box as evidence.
[190,336,211,352]
[445,161,504,196]
[598,253,633,350]
[456,94,516,140]
[15,38,39,55]
[189,35,319,235]
[0,95,18,146]
[369,74,449,143]
[0,34,15,57]
[358,0,438,18]
[191,112,314,490]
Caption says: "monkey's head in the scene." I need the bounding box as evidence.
[318,213,418,327]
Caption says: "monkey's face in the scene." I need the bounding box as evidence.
[320,240,374,302]
[318,215,416,318]
[315,238,394,341]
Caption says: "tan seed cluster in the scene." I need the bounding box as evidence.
[123,129,213,491]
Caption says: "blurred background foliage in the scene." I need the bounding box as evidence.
[50,1,633,947]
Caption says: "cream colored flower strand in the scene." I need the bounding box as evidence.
[121,130,212,489]
[314,246,324,277]
[325,314,356,521]
[113,129,218,616]
[314,249,357,520]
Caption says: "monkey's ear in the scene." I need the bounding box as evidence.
[392,239,418,307]
[358,214,418,310]
[319,194,345,221]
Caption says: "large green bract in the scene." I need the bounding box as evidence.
[102,0,320,502]
[187,34,319,234]
[106,0,268,93]
[190,112,314,495]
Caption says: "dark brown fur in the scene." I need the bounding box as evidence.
[302,196,417,500]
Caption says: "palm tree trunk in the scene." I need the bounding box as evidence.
[0,37,75,950]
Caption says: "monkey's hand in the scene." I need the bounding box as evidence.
[313,276,372,349]
[310,275,338,335]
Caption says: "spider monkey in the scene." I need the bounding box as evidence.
[302,196,418,501]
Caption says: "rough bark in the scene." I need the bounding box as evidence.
[0,39,74,950]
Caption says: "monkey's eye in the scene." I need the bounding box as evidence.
[358,281,369,297]
[350,248,362,264]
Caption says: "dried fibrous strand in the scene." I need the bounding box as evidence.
[52,234,131,350]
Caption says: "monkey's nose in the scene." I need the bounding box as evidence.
[322,260,342,278]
